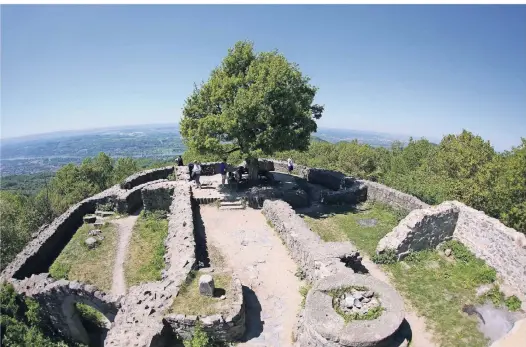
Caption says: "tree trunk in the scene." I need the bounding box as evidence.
[246,157,259,181]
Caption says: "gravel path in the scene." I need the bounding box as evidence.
[200,205,304,347]
[110,214,139,296]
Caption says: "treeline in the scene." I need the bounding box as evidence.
[0,153,144,271]
[186,130,525,235]
[275,130,525,234]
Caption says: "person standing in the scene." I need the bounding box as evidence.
[220,158,227,185]
[176,155,184,166]
[193,161,202,188]
[287,158,294,173]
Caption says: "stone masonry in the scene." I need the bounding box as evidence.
[262,200,363,283]
[376,202,460,260]
[164,276,246,342]
[451,201,526,296]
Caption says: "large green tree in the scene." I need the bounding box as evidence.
[180,41,324,179]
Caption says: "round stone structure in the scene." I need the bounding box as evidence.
[296,272,405,347]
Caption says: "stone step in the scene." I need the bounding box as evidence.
[95,210,115,217]
[220,201,243,206]
[194,197,221,205]
[219,205,245,211]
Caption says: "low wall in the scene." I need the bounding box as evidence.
[302,167,356,191]
[164,276,245,342]
[2,185,121,280]
[10,273,119,345]
[296,273,405,347]
[106,182,198,347]
[142,182,178,212]
[320,182,367,205]
[120,166,174,189]
[376,202,459,260]
[262,200,363,283]
[359,180,430,212]
[451,201,526,295]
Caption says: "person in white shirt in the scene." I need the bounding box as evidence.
[193,161,202,188]
[287,158,294,173]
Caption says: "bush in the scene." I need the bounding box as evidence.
[504,295,522,312]
[372,249,398,264]
[0,283,79,347]
[183,323,210,347]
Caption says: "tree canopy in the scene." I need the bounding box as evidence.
[180,41,323,163]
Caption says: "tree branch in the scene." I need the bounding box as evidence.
[226,147,241,154]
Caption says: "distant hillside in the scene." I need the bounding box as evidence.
[0,124,413,176]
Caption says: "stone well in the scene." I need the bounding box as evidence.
[296,272,405,347]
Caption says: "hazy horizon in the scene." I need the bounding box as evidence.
[2,5,525,151]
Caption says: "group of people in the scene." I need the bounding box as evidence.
[174,155,295,189]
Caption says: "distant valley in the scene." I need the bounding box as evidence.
[0,124,412,176]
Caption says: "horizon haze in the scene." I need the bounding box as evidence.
[1,5,525,151]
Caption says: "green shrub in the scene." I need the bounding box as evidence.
[0,283,80,347]
[504,295,522,312]
[372,249,398,264]
[183,323,210,347]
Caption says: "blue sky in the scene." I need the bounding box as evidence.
[1,5,525,150]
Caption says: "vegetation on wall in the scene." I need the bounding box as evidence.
[0,283,83,347]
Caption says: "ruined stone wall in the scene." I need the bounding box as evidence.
[451,201,526,295]
[358,179,430,212]
[1,185,123,280]
[262,200,363,283]
[120,166,175,189]
[376,202,460,260]
[164,277,245,342]
[141,181,178,212]
[106,182,198,347]
[10,273,120,345]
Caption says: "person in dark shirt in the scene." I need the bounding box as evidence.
[176,155,184,166]
[220,158,227,185]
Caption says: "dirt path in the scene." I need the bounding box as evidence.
[361,256,438,347]
[199,205,304,347]
[110,214,139,296]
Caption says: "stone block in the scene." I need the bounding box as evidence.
[199,275,214,297]
[377,202,460,259]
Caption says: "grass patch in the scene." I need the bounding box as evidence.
[299,285,312,308]
[328,286,384,322]
[75,303,107,328]
[170,271,233,316]
[303,203,499,347]
[124,211,168,287]
[49,222,117,292]
[304,202,402,255]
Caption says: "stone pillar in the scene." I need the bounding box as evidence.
[199,275,214,297]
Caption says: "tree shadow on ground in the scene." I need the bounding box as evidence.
[240,286,264,342]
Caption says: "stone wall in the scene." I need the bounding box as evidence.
[262,200,363,283]
[359,179,430,212]
[451,201,526,295]
[115,179,168,213]
[376,202,460,260]
[106,182,198,347]
[301,167,356,191]
[164,276,245,342]
[296,273,405,347]
[10,273,120,345]
[1,185,121,280]
[120,166,175,189]
[319,181,367,205]
[141,181,178,213]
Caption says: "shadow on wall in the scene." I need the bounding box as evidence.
[191,199,210,268]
